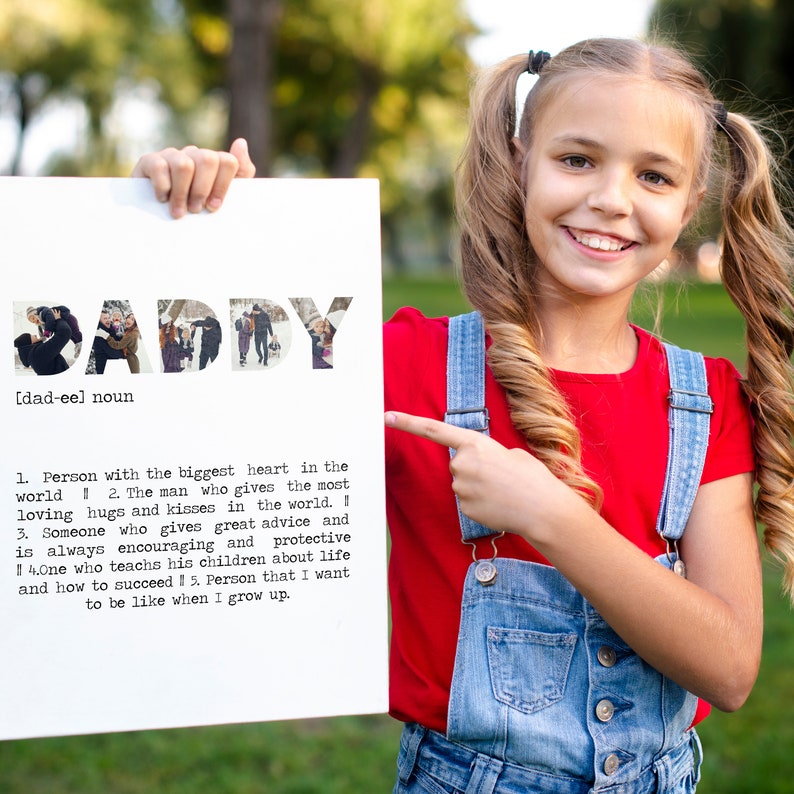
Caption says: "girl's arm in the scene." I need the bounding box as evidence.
[385,410,763,712]
[131,138,256,219]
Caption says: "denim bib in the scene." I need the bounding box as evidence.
[395,312,710,794]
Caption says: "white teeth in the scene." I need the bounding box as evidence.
[573,231,627,252]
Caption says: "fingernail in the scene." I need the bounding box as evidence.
[207,197,222,212]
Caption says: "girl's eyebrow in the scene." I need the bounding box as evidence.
[550,134,602,149]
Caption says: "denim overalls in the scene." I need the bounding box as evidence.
[395,312,713,794]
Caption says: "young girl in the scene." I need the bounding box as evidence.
[133,37,794,792]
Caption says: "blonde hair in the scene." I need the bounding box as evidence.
[455,38,794,597]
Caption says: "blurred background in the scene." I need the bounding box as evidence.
[5,0,793,275]
[2,0,793,791]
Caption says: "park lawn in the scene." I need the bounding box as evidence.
[0,277,791,793]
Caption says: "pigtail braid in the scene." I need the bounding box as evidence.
[718,111,794,598]
[456,57,602,507]
[456,56,533,314]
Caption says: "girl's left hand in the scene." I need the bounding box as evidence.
[384,410,572,538]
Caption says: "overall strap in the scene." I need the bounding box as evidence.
[445,321,714,547]
[445,311,494,540]
[656,342,714,544]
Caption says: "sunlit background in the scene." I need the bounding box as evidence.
[0,0,656,174]
[3,0,790,279]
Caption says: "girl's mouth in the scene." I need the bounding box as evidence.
[567,228,634,252]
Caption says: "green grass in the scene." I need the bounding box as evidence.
[0,716,403,793]
[381,272,472,320]
[1,277,791,793]
[629,280,749,369]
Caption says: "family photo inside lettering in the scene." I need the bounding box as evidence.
[11,297,353,375]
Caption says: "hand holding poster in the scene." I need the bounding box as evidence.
[1,177,388,740]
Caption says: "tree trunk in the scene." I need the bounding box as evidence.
[9,76,31,176]
[331,62,381,178]
[227,0,283,176]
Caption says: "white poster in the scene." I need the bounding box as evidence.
[0,177,388,740]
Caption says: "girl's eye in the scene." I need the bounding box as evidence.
[563,155,590,169]
[641,171,670,186]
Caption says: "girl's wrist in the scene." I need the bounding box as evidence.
[513,473,594,550]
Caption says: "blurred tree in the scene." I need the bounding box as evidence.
[650,0,794,252]
[650,1,794,172]
[227,0,283,174]
[182,0,475,267]
[1,0,476,268]
[650,0,794,113]
[180,0,283,174]
[274,0,474,269]
[0,0,206,174]
[274,0,472,176]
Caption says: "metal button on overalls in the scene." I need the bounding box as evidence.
[595,699,615,722]
[603,753,621,776]
[597,645,617,667]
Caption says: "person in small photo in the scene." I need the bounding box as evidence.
[25,307,44,338]
[252,303,273,365]
[109,307,125,338]
[99,310,141,374]
[14,315,71,376]
[268,334,281,359]
[305,310,334,369]
[159,316,183,373]
[191,315,222,369]
[28,304,83,360]
[92,307,125,373]
[178,325,195,370]
[236,310,253,366]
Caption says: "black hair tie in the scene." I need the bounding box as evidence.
[527,50,551,75]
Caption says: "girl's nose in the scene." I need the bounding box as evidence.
[587,170,632,217]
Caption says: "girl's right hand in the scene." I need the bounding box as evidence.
[131,137,256,219]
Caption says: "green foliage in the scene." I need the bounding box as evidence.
[0,0,474,267]
[273,0,473,268]
[648,0,794,253]
[649,0,794,234]
[0,0,207,174]
[650,0,794,114]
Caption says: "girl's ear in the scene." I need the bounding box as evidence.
[510,137,526,167]
[510,137,527,181]
[682,186,706,228]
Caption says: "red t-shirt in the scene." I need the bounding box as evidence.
[383,307,754,733]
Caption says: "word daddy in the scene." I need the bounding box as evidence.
[19,297,351,374]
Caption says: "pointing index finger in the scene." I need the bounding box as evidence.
[384,410,473,450]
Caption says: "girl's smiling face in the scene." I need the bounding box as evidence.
[518,76,702,310]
